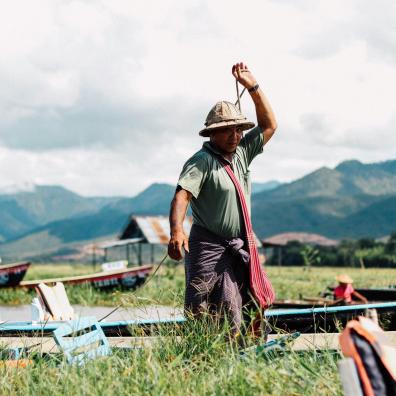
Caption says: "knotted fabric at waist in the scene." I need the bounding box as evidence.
[189,224,250,265]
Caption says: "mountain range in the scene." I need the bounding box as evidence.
[0,159,395,261]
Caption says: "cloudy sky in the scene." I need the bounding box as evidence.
[0,0,395,196]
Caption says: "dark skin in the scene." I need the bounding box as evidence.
[168,62,277,261]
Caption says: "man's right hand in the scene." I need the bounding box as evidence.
[168,230,189,261]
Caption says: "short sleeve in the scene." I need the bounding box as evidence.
[239,126,264,165]
[177,154,208,199]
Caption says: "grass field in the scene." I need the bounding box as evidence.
[1,264,395,395]
[1,263,395,306]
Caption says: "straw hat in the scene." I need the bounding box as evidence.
[335,274,353,284]
[199,101,255,137]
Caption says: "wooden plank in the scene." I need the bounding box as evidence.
[1,332,396,353]
[0,336,161,353]
[338,358,363,396]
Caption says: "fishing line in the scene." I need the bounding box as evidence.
[98,252,170,322]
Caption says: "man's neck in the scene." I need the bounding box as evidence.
[209,142,234,162]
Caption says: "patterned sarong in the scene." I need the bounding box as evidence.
[185,224,252,331]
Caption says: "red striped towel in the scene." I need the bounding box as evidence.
[222,161,275,308]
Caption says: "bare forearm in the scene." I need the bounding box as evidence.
[169,189,191,235]
[168,188,192,260]
[250,88,277,132]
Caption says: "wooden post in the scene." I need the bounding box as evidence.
[277,247,282,266]
[126,243,130,264]
[151,244,154,263]
[138,243,142,265]
[92,245,96,270]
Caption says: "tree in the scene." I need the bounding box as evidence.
[301,245,321,270]
[385,231,396,255]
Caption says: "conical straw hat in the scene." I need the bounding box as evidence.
[335,274,353,284]
[199,101,255,137]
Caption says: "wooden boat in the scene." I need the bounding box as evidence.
[273,298,334,309]
[1,301,395,337]
[0,262,31,287]
[19,265,153,291]
[325,285,396,302]
[355,287,396,302]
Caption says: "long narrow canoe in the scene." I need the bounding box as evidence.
[19,265,153,291]
[1,301,395,337]
[0,262,31,287]
[355,287,396,302]
[273,299,329,309]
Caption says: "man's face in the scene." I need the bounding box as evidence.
[210,125,244,154]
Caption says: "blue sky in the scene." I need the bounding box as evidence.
[0,0,395,196]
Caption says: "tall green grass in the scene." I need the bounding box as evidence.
[0,315,342,395]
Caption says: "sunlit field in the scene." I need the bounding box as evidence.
[1,264,395,395]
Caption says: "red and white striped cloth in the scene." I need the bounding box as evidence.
[222,162,275,309]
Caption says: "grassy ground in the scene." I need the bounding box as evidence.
[1,263,395,306]
[1,264,394,395]
[1,315,342,396]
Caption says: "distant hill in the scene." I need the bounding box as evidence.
[0,159,395,260]
[252,181,282,194]
[252,159,396,238]
[0,184,176,260]
[0,185,121,241]
[106,183,176,215]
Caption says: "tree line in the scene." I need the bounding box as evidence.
[267,231,396,268]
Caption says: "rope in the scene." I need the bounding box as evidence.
[234,81,246,110]
[98,252,169,322]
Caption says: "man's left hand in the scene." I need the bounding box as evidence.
[232,62,257,90]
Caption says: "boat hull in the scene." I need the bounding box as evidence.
[0,262,31,287]
[1,301,395,337]
[19,265,153,291]
[355,288,396,302]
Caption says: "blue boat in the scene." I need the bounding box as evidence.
[1,301,395,336]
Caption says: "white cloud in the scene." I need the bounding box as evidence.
[0,0,394,195]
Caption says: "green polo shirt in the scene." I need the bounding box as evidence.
[177,126,264,238]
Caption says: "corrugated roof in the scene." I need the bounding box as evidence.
[97,238,144,249]
[262,232,338,247]
[134,216,193,244]
[130,216,262,247]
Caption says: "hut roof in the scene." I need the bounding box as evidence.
[120,215,193,244]
[120,215,262,247]
[262,232,338,247]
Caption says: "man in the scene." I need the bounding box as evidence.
[333,274,368,304]
[168,62,277,333]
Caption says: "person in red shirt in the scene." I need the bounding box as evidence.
[333,274,368,304]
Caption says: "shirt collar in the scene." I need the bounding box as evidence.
[203,142,233,164]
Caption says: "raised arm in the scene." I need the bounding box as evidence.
[232,62,277,145]
[168,188,192,260]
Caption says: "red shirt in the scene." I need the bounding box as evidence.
[334,284,354,303]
